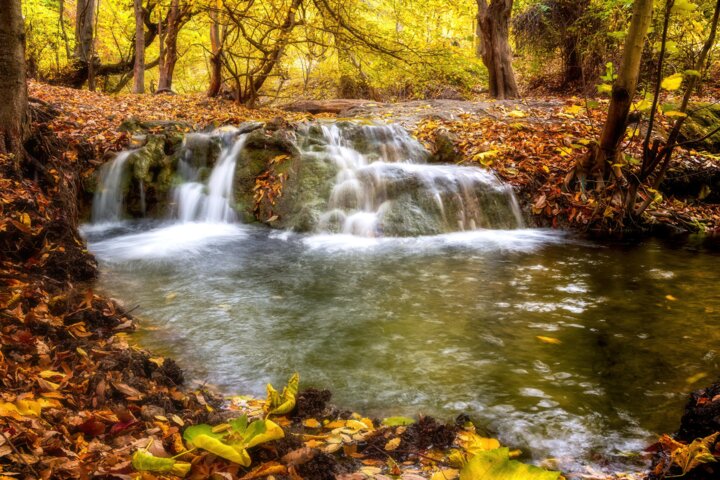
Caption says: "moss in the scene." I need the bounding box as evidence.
[664,102,720,153]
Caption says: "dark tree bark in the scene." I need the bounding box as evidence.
[158,0,182,92]
[476,0,519,99]
[0,0,29,158]
[74,0,96,63]
[207,0,224,97]
[562,35,583,85]
[133,0,146,93]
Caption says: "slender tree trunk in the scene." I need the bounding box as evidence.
[74,0,95,63]
[133,0,145,93]
[595,0,654,176]
[0,0,29,158]
[59,0,71,60]
[158,0,180,92]
[207,0,223,97]
[476,0,519,99]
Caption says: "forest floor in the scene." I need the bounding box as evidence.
[1,82,719,479]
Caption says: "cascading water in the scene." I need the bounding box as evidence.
[172,131,247,223]
[295,123,524,237]
[89,120,524,238]
[92,150,134,223]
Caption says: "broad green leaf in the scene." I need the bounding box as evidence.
[132,449,191,477]
[382,416,416,426]
[183,416,284,466]
[244,418,284,448]
[265,372,299,415]
[684,69,701,78]
[661,73,683,91]
[459,448,561,480]
[186,430,251,466]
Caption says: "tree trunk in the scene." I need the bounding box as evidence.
[133,0,145,93]
[207,0,223,97]
[158,0,180,92]
[0,0,29,158]
[59,0,71,60]
[476,0,519,99]
[595,0,654,176]
[74,0,95,63]
[474,17,484,59]
[562,35,583,85]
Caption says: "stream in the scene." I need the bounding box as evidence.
[82,120,720,475]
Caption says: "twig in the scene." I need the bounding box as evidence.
[0,427,40,478]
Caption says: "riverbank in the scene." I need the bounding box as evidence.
[1,82,719,479]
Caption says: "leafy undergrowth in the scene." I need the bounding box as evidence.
[412,99,720,235]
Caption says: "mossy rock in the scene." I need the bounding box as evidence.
[234,127,302,222]
[379,195,444,237]
[273,154,339,232]
[664,102,720,153]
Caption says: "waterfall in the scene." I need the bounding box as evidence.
[89,121,524,237]
[172,132,247,223]
[92,150,133,223]
[296,123,524,237]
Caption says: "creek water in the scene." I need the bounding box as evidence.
[82,121,720,475]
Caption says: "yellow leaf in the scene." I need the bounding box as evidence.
[385,437,401,451]
[661,73,683,91]
[536,336,562,345]
[20,213,31,227]
[665,295,677,301]
[686,372,707,384]
[671,432,718,474]
[39,370,65,379]
[507,110,526,118]
[457,431,501,455]
[432,469,460,480]
[0,402,24,420]
[132,449,191,477]
[265,373,299,415]
[303,418,322,429]
[563,105,584,116]
[665,110,688,118]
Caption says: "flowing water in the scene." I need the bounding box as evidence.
[92,150,134,223]
[83,121,720,475]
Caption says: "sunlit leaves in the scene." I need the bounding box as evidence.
[382,416,416,426]
[459,448,561,480]
[671,0,698,16]
[661,73,684,91]
[131,449,191,477]
[182,416,285,466]
[265,372,299,415]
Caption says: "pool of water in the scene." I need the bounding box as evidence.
[83,221,720,475]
